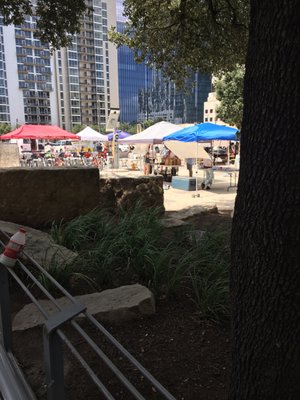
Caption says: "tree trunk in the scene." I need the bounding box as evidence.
[230,1,300,399]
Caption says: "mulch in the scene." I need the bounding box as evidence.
[12,292,231,400]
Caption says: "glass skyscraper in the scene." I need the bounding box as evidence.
[116,3,151,123]
[116,1,211,124]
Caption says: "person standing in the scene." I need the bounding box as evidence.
[96,142,103,153]
[143,152,151,175]
[201,157,214,190]
[186,158,194,177]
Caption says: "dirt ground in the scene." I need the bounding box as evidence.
[11,212,232,400]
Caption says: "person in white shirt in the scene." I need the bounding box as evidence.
[201,157,214,190]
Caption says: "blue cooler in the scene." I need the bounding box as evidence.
[171,177,197,191]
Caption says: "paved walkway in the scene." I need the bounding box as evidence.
[100,166,237,212]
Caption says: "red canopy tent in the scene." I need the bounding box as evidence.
[0,124,79,140]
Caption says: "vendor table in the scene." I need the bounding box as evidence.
[212,166,239,191]
[156,166,178,182]
[226,170,239,191]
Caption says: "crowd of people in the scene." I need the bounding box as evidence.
[141,143,240,190]
[20,141,109,168]
[19,140,238,191]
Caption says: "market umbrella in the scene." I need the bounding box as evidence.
[107,130,131,141]
[0,124,79,140]
[77,126,108,141]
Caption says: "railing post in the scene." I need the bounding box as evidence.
[43,303,86,400]
[43,328,65,400]
[0,265,13,352]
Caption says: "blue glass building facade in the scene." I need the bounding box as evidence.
[116,1,211,124]
[116,21,151,123]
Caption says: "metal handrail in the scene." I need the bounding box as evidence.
[0,230,176,400]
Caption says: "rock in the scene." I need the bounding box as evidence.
[162,205,217,227]
[12,284,155,331]
[187,230,207,243]
[161,217,188,228]
[0,220,77,269]
[169,205,217,220]
[99,176,164,211]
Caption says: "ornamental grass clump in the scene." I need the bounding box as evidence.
[51,206,231,321]
[188,230,231,323]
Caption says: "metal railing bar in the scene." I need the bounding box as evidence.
[86,314,177,400]
[7,268,50,320]
[1,232,176,399]
[0,345,36,400]
[16,260,65,311]
[6,351,37,400]
[70,320,147,400]
[21,250,78,302]
[0,232,76,304]
[56,329,116,400]
[11,257,148,400]
[8,265,149,400]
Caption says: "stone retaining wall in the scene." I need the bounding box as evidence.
[99,176,164,211]
[0,143,20,168]
[0,168,164,228]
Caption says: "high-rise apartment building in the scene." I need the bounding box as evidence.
[54,0,119,131]
[116,0,211,124]
[0,0,118,130]
[1,15,55,126]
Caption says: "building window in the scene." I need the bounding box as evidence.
[205,109,208,113]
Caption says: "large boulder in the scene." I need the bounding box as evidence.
[13,284,155,331]
[99,176,164,211]
[0,220,77,269]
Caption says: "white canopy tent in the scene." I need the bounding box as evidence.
[118,121,182,144]
[164,141,211,195]
[164,141,210,160]
[76,127,108,141]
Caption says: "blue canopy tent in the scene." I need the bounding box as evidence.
[162,122,238,142]
[163,123,239,194]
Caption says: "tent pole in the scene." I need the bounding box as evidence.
[227,144,230,166]
[194,141,199,197]
[196,141,198,193]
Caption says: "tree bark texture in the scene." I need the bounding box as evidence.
[230,1,300,399]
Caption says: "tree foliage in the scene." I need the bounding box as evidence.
[109,0,249,85]
[215,65,244,129]
[119,122,137,134]
[0,0,89,49]
[0,123,12,135]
